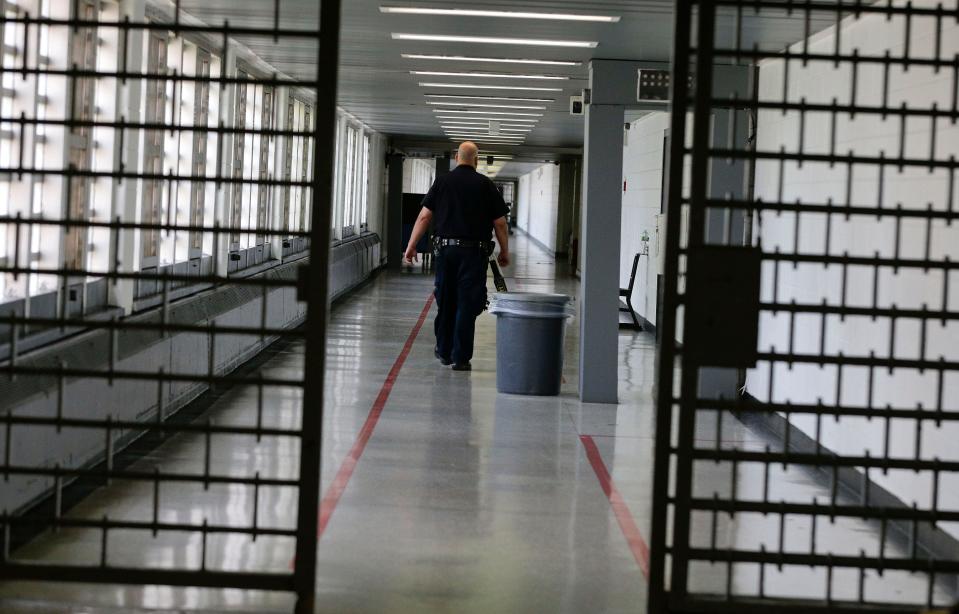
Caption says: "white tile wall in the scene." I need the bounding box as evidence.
[747,0,959,536]
[620,112,670,325]
[516,163,561,253]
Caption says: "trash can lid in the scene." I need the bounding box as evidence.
[491,292,571,304]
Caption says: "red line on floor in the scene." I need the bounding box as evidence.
[317,294,434,537]
[579,434,651,579]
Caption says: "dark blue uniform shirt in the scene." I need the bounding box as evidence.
[422,165,509,241]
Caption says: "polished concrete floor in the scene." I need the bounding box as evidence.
[0,235,953,612]
[0,235,659,613]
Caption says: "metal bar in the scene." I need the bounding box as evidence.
[669,0,718,602]
[697,399,959,421]
[684,548,959,573]
[0,165,315,186]
[647,0,695,608]
[0,414,302,438]
[0,564,295,591]
[0,114,317,136]
[699,198,959,222]
[0,515,298,536]
[689,448,959,473]
[687,498,959,523]
[0,15,325,39]
[0,267,299,288]
[0,465,300,487]
[702,147,959,170]
[674,251,959,272]
[0,365,304,387]
[292,0,341,611]
[0,314,307,337]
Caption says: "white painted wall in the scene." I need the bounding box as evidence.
[621,112,669,326]
[402,158,435,194]
[746,4,959,537]
[517,172,531,232]
[515,163,561,253]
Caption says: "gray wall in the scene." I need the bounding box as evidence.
[0,236,382,515]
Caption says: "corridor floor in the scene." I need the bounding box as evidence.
[0,235,662,613]
[4,235,946,612]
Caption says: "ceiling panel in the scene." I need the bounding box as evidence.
[177,0,832,159]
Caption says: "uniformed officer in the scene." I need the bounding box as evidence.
[404,141,510,371]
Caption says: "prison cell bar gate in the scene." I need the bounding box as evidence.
[0,1,341,612]
[649,0,959,612]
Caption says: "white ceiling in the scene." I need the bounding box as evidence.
[178,0,830,177]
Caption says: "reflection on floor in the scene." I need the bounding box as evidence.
[0,234,948,612]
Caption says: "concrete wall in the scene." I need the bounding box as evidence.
[0,238,381,515]
[620,112,669,328]
[745,7,959,538]
[516,163,561,253]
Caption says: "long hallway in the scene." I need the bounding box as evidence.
[0,234,662,613]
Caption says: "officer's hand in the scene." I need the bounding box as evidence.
[497,251,510,267]
[404,245,419,264]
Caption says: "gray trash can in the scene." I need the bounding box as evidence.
[489,293,574,395]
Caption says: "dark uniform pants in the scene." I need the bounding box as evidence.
[434,246,487,364]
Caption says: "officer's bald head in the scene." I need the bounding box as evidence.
[456,141,479,167]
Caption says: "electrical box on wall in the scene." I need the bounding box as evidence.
[569,95,584,116]
[637,69,695,103]
[637,69,671,103]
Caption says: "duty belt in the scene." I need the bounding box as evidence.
[435,238,487,249]
[433,237,495,255]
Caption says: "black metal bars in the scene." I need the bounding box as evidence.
[0,0,333,610]
[650,0,959,612]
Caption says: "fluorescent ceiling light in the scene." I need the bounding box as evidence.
[444,129,525,135]
[383,8,619,22]
[426,94,554,102]
[446,133,526,139]
[402,53,581,67]
[441,125,535,131]
[434,109,543,117]
[439,117,539,122]
[446,134,526,140]
[450,139,527,145]
[436,116,538,123]
[428,102,547,110]
[442,126,535,133]
[420,82,563,92]
[411,71,569,81]
[393,33,598,48]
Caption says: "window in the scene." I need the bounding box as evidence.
[0,0,22,299]
[141,32,167,262]
[0,0,118,301]
[299,104,312,232]
[337,122,372,237]
[331,117,341,233]
[142,31,221,266]
[342,124,358,236]
[229,68,276,253]
[359,133,371,228]
[283,96,313,238]
[63,0,99,271]
[189,50,212,253]
[229,69,247,247]
[255,85,274,245]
